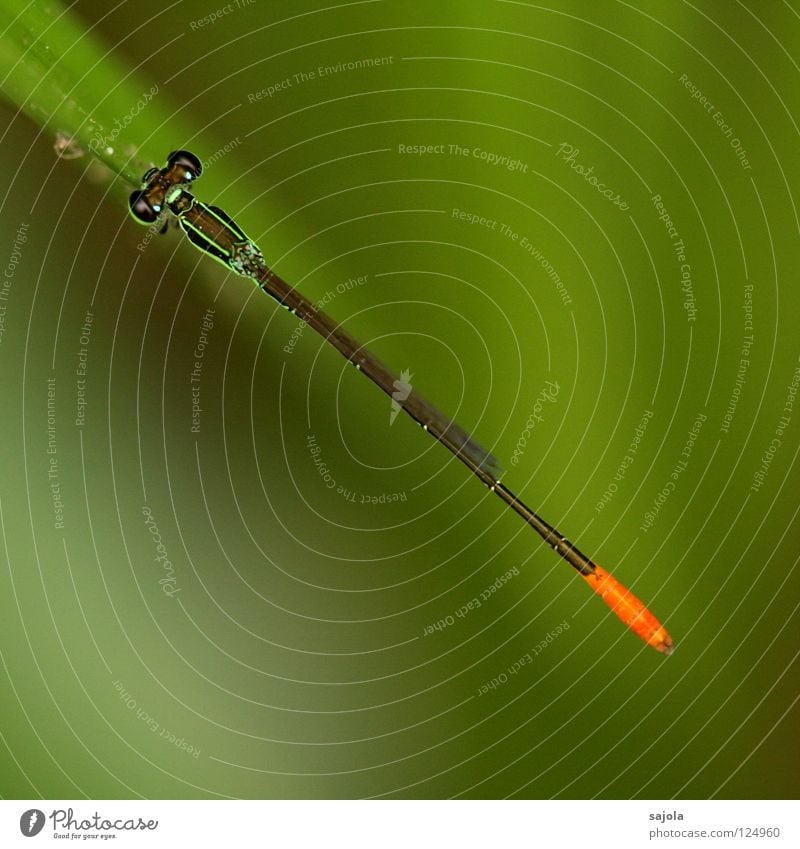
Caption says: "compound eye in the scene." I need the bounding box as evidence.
[128,191,160,224]
[167,149,203,181]
[141,167,159,186]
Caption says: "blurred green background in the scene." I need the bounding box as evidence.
[0,0,798,799]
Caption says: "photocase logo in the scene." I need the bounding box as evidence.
[390,369,413,426]
[19,809,45,837]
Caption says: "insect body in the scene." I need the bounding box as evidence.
[125,149,674,654]
[128,150,264,279]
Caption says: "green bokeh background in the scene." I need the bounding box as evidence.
[1,0,798,799]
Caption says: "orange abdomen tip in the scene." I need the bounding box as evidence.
[582,565,673,654]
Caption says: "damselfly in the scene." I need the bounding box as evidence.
[129,151,674,655]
